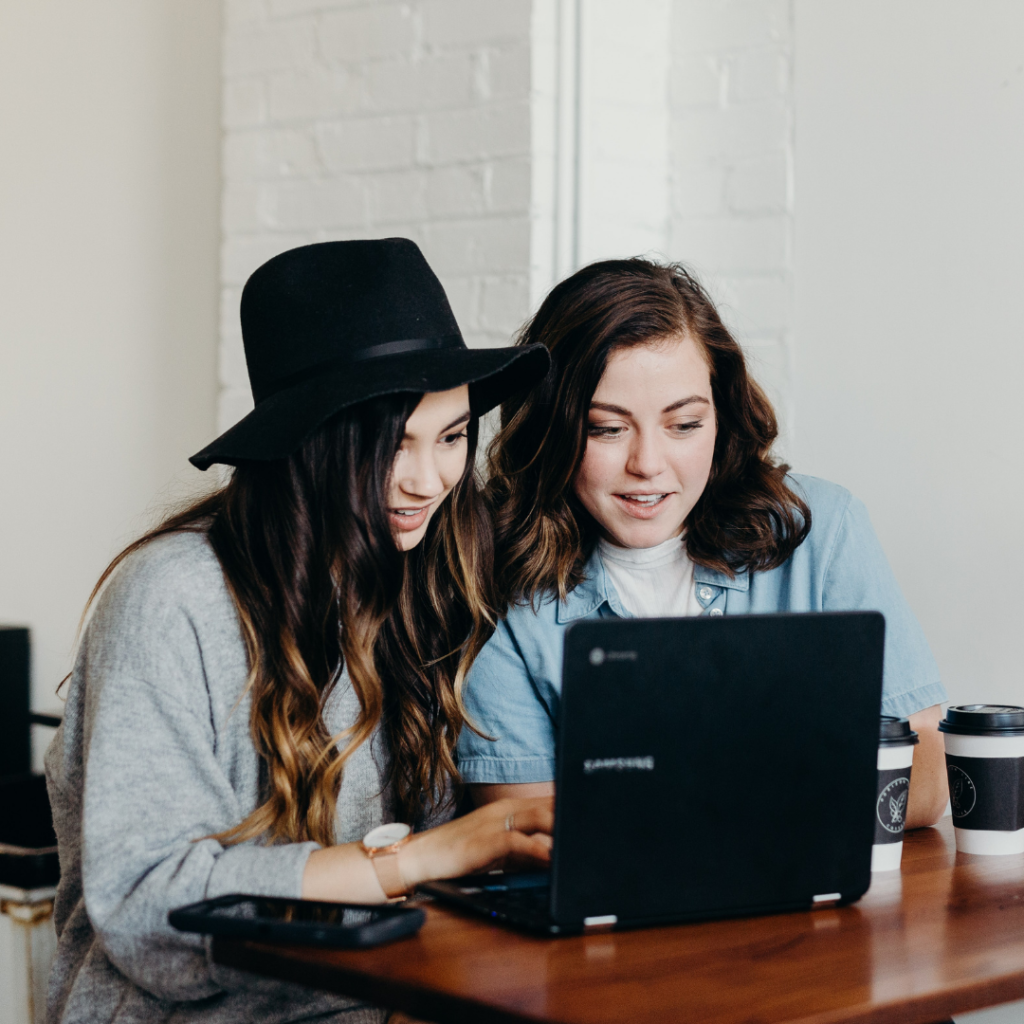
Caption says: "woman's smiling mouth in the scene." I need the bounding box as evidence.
[388,504,431,531]
[614,493,672,519]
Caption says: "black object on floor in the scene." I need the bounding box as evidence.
[0,626,30,777]
[0,773,60,889]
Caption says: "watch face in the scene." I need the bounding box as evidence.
[363,822,411,849]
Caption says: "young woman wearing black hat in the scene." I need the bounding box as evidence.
[44,239,552,1023]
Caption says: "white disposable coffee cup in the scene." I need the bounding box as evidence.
[940,705,1024,856]
[872,716,918,872]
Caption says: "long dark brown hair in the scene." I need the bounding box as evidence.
[488,258,810,605]
[75,393,493,846]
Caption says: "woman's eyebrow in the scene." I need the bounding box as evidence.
[589,396,710,417]
[439,411,472,433]
[662,395,711,414]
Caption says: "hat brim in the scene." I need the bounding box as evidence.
[189,343,550,470]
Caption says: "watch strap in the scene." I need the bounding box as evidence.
[369,849,408,900]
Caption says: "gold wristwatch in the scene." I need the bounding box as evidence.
[361,822,412,901]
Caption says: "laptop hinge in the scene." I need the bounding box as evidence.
[583,914,617,931]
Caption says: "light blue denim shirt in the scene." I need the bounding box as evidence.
[458,474,946,785]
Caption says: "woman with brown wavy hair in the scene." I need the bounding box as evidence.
[457,257,949,830]
[45,240,552,1024]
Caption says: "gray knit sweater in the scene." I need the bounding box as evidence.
[45,531,437,1023]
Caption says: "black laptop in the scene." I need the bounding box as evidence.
[421,611,885,935]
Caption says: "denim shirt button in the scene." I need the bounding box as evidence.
[709,607,723,617]
[699,587,713,601]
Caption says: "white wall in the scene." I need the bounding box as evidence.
[530,0,672,306]
[0,1,222,741]
[669,0,795,450]
[577,0,672,264]
[219,0,534,433]
[793,0,1024,708]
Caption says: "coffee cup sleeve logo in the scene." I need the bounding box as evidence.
[947,764,977,818]
[889,790,907,827]
[875,774,911,838]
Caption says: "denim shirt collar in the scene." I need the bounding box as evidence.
[693,563,749,592]
[555,548,749,624]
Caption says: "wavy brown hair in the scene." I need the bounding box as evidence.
[488,258,810,605]
[73,393,493,846]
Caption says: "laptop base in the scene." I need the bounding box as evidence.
[419,873,858,938]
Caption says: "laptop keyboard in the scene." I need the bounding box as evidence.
[475,881,551,913]
[443,872,554,927]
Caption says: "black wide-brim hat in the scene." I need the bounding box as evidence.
[190,238,549,470]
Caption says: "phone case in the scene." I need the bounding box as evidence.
[169,893,426,948]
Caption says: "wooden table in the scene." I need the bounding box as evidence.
[213,818,1024,1024]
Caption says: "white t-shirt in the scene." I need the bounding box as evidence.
[598,534,703,618]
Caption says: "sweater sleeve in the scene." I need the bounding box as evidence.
[72,551,320,1003]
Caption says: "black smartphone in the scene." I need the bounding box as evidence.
[169,894,425,948]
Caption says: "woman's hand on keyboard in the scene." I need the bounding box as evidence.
[399,797,554,886]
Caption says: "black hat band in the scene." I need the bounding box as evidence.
[256,335,462,403]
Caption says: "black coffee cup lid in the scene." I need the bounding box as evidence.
[939,704,1024,735]
[879,715,919,746]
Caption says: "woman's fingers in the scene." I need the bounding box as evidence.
[452,804,552,871]
[502,829,552,867]
[497,797,555,836]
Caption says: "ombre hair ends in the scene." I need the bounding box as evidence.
[73,394,493,847]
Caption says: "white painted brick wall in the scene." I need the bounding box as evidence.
[530,0,673,306]
[221,0,796,444]
[669,0,794,451]
[219,0,534,431]
[578,0,672,264]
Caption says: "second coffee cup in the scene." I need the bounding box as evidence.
[872,716,918,871]
[940,704,1024,855]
